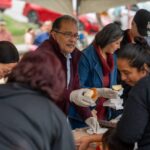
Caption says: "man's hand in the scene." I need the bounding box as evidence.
[96,88,118,99]
[70,89,96,107]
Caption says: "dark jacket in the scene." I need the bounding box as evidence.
[121,29,132,46]
[116,75,150,150]
[36,37,92,120]
[0,83,75,150]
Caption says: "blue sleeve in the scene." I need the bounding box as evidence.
[112,54,118,85]
[78,53,91,88]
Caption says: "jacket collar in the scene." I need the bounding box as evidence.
[90,44,114,85]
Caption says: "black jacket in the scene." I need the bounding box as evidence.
[0,83,75,150]
[116,75,150,150]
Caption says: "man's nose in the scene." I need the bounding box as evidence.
[70,36,78,42]
[117,44,121,49]
[121,74,127,81]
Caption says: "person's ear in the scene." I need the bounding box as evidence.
[143,63,150,74]
[51,31,57,40]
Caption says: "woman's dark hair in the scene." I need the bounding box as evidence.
[94,22,123,48]
[117,37,150,71]
[7,50,65,101]
[102,129,134,150]
[0,41,19,63]
[52,15,77,31]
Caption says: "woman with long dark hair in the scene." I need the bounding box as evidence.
[69,22,123,130]
[75,38,150,150]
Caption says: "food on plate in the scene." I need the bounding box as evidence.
[83,88,97,101]
[112,84,122,91]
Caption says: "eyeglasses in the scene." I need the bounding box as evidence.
[53,30,79,39]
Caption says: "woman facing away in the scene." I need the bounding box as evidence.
[74,37,150,150]
[0,50,75,150]
[69,22,123,130]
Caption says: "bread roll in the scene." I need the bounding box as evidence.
[84,90,94,98]
[112,85,122,91]
[83,88,97,101]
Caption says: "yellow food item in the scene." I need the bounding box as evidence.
[112,85,122,91]
[90,88,97,100]
[84,88,97,101]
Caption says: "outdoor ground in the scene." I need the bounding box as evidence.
[0,14,37,44]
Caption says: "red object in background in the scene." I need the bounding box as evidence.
[23,2,99,34]
[79,15,100,34]
[23,2,62,23]
[0,0,12,12]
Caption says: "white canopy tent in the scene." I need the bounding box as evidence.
[27,0,150,15]
[77,0,150,14]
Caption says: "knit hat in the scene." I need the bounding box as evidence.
[133,9,150,37]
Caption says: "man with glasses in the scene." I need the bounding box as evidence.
[36,15,118,132]
[36,15,91,127]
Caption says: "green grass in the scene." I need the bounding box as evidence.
[2,15,37,44]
